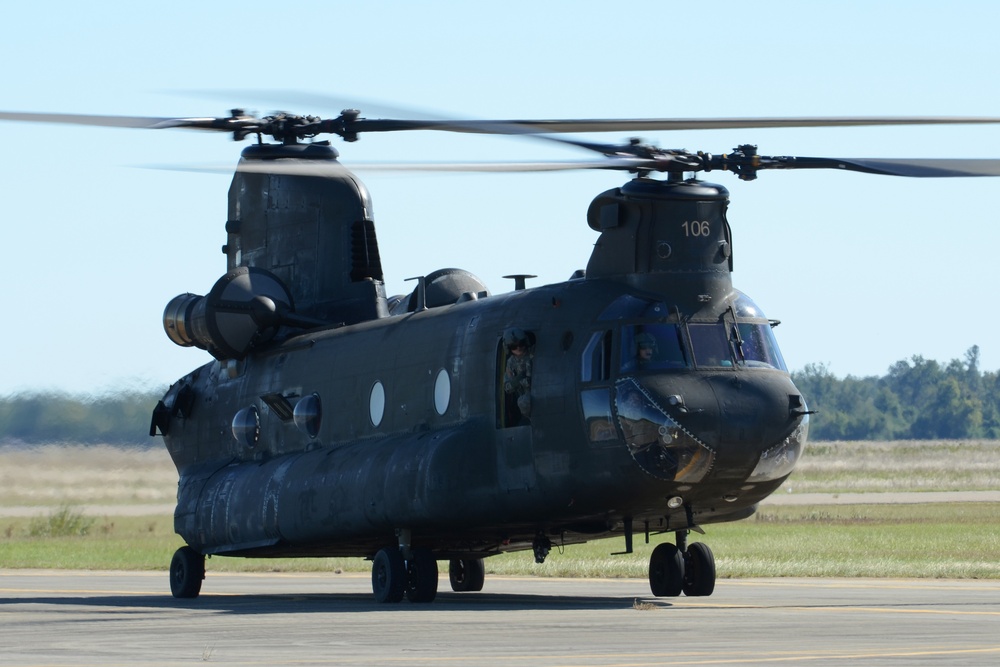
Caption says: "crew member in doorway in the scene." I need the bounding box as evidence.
[503,327,533,424]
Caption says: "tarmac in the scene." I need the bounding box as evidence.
[2,570,998,666]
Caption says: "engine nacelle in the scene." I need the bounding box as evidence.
[163,267,294,360]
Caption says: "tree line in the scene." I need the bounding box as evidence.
[792,346,998,440]
[0,346,996,444]
[0,389,163,446]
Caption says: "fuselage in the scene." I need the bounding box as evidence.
[160,277,807,558]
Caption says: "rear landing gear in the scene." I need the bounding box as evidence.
[372,547,407,603]
[169,546,205,599]
[647,531,716,598]
[448,558,486,592]
[371,545,440,603]
[404,549,439,603]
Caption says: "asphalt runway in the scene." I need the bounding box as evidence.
[2,570,998,666]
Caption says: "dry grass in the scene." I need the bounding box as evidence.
[1,442,997,578]
[786,440,1000,493]
[0,444,176,506]
[1,440,998,509]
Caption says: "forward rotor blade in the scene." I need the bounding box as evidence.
[762,156,1000,178]
[346,116,1000,135]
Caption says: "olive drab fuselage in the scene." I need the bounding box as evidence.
[155,144,809,561]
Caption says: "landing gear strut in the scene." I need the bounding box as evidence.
[647,530,716,598]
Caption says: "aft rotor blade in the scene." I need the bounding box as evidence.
[344,159,644,173]
[144,158,642,177]
[0,111,258,132]
[149,155,1000,178]
[0,111,180,129]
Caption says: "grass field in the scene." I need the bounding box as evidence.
[1,441,997,579]
[787,439,1000,493]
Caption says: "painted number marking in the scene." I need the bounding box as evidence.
[682,220,711,237]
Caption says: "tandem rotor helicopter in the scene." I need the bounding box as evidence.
[3,105,1000,603]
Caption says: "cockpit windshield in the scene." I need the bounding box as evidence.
[615,291,787,374]
[620,324,688,372]
[688,323,733,368]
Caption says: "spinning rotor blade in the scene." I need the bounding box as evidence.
[695,149,1000,180]
[0,111,181,129]
[0,110,261,133]
[345,115,1000,136]
[751,156,1000,178]
[336,154,1000,179]
[5,108,1000,142]
[10,105,1000,181]
[149,153,1000,179]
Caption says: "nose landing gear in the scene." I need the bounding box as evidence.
[648,530,716,597]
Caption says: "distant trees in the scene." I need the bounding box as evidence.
[0,389,163,446]
[1,346,998,443]
[793,346,999,440]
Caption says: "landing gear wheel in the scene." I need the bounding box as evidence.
[648,542,684,597]
[682,542,716,597]
[405,549,439,603]
[372,547,406,603]
[169,546,205,599]
[449,558,486,592]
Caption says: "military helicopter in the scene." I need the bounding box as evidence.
[3,107,1000,603]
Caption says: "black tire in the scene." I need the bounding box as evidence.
[169,546,205,599]
[648,542,684,597]
[682,542,716,597]
[405,549,439,603]
[448,558,486,592]
[372,548,406,603]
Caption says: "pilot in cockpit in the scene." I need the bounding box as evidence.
[623,332,657,372]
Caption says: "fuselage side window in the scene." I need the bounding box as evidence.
[581,388,617,444]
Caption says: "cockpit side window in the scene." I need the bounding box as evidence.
[581,330,612,382]
[734,322,787,371]
[620,324,688,373]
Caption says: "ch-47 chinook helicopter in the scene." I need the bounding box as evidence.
[4,106,1000,603]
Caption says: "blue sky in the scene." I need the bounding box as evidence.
[2,0,999,394]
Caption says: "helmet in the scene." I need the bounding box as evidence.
[634,332,657,354]
[504,327,529,349]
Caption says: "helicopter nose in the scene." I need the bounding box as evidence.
[623,372,807,487]
[706,373,808,485]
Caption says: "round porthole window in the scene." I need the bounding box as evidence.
[232,406,260,448]
[434,368,450,415]
[369,381,385,427]
[293,393,322,438]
